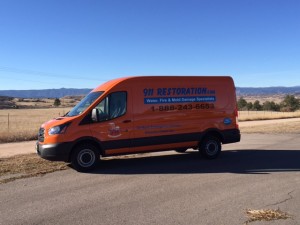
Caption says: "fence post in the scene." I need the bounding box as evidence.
[8,113,10,132]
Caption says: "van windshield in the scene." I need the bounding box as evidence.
[66,91,104,117]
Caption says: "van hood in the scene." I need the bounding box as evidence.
[41,117,75,129]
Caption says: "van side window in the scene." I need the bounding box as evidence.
[95,92,127,121]
[109,92,127,119]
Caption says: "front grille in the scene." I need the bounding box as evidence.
[38,128,45,142]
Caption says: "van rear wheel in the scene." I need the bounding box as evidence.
[200,136,221,159]
[71,144,99,172]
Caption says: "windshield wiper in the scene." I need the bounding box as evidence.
[63,111,70,117]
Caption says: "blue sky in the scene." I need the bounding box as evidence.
[0,0,299,90]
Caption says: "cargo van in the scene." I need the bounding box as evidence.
[37,76,240,172]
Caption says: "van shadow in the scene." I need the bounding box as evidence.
[91,149,300,175]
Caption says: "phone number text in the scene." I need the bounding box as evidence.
[151,103,215,112]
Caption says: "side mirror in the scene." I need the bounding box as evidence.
[91,108,99,122]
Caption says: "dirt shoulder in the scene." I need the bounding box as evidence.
[0,153,68,184]
[0,141,36,158]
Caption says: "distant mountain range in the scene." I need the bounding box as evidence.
[0,86,300,98]
[0,88,92,98]
[236,86,300,96]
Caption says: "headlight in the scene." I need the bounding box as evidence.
[48,123,70,135]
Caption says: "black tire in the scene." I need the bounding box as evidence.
[200,136,221,159]
[175,148,187,153]
[71,144,100,172]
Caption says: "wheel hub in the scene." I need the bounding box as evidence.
[77,149,95,167]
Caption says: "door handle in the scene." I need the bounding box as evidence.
[123,120,132,123]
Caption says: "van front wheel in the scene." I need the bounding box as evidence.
[71,144,99,172]
[200,136,221,159]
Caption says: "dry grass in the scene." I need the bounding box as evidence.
[0,108,71,143]
[0,153,69,184]
[0,131,38,143]
[240,121,300,134]
[244,208,292,224]
[239,110,300,121]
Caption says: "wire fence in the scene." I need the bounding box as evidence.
[238,110,300,121]
[0,108,71,134]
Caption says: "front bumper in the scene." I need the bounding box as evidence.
[36,142,72,162]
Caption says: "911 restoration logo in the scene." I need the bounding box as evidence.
[143,87,216,104]
[143,87,216,112]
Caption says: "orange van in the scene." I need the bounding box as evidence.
[37,76,240,172]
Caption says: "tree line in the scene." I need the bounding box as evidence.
[237,95,300,112]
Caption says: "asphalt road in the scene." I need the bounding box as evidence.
[1,134,300,225]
